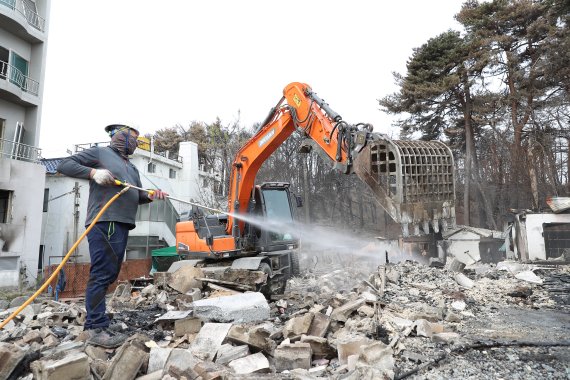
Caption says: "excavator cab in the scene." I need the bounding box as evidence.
[242,182,300,253]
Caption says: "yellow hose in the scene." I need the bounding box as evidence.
[0,187,130,330]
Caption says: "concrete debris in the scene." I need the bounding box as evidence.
[0,342,26,379]
[30,351,90,380]
[192,292,270,323]
[174,316,203,336]
[0,255,568,379]
[168,265,204,293]
[215,343,249,365]
[515,270,544,284]
[227,352,270,374]
[190,322,232,361]
[274,342,312,371]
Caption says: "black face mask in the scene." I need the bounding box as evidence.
[110,130,138,158]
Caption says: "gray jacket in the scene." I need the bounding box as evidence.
[57,146,151,229]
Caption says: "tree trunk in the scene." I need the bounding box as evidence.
[462,70,475,226]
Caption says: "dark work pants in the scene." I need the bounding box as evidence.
[84,221,129,330]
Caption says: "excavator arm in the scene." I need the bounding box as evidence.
[227,82,455,239]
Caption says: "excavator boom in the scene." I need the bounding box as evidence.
[227,82,456,237]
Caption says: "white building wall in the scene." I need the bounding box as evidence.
[0,159,45,287]
[446,230,481,264]
[41,176,90,264]
[525,214,570,260]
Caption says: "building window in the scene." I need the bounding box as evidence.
[0,190,12,223]
[169,168,176,179]
[43,188,49,212]
[147,162,156,173]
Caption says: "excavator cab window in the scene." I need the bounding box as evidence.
[261,188,296,244]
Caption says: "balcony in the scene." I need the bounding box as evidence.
[0,59,39,96]
[0,0,45,32]
[0,138,41,163]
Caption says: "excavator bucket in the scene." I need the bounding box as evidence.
[353,134,456,236]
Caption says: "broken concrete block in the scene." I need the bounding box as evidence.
[102,339,148,380]
[454,273,474,289]
[190,322,232,361]
[0,342,26,379]
[85,345,108,361]
[164,348,201,373]
[148,347,173,373]
[192,292,269,323]
[91,359,110,379]
[307,312,330,338]
[228,352,270,374]
[215,343,249,365]
[331,299,366,322]
[22,329,42,344]
[357,305,376,318]
[167,365,201,380]
[174,317,203,337]
[300,335,336,359]
[337,336,370,365]
[358,341,394,371]
[431,332,461,343]
[168,265,204,293]
[42,335,60,348]
[274,342,312,372]
[31,351,90,380]
[227,325,276,354]
[283,313,314,338]
[194,360,227,379]
[414,319,444,338]
[515,270,543,284]
[448,258,466,273]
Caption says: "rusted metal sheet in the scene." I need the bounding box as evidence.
[354,134,456,236]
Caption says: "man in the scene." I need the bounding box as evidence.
[57,124,168,348]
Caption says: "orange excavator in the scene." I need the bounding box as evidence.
[176,82,456,294]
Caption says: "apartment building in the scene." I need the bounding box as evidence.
[0,0,50,288]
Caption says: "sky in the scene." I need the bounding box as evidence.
[39,0,463,158]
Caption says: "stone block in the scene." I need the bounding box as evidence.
[337,336,370,364]
[168,265,204,293]
[194,360,227,380]
[358,341,394,371]
[307,312,330,338]
[102,339,148,380]
[331,298,366,322]
[227,324,276,354]
[215,343,249,365]
[192,292,269,323]
[22,329,42,344]
[300,335,336,359]
[0,342,25,379]
[228,352,270,374]
[274,342,312,372]
[175,317,203,336]
[164,348,201,373]
[283,313,314,338]
[148,347,173,373]
[190,323,232,361]
[30,351,90,380]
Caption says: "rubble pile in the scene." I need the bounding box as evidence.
[0,257,569,379]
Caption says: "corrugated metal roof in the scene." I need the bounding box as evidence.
[40,158,65,174]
